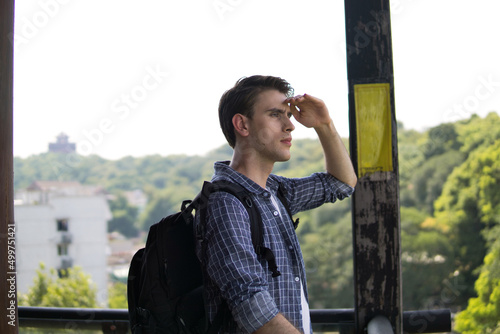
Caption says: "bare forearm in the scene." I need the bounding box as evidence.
[253,313,302,334]
[315,120,357,187]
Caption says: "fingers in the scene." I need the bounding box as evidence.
[286,94,325,108]
[286,95,305,117]
[285,94,306,106]
[285,93,331,127]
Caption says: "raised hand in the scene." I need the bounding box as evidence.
[285,94,332,129]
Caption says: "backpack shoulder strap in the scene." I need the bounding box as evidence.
[197,180,281,278]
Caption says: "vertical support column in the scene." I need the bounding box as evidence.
[0,0,18,333]
[343,0,402,333]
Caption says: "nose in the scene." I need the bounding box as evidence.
[284,116,295,133]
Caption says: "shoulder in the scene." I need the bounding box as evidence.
[207,189,249,222]
[203,188,255,243]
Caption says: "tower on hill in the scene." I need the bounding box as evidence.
[48,132,76,154]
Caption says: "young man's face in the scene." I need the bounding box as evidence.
[245,89,295,163]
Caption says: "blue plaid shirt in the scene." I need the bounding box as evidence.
[196,161,354,333]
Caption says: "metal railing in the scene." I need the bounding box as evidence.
[19,307,452,333]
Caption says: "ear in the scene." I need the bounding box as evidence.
[232,113,250,137]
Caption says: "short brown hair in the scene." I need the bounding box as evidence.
[218,75,294,148]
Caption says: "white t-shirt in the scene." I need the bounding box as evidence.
[269,191,311,334]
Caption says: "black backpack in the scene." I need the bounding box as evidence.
[127,180,297,334]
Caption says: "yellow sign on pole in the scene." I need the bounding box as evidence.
[354,83,393,177]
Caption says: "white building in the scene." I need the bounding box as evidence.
[14,181,112,306]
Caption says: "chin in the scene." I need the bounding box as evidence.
[277,154,291,162]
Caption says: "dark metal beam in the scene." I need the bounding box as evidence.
[0,0,17,333]
[18,307,452,333]
[344,0,401,333]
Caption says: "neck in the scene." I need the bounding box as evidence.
[229,149,274,189]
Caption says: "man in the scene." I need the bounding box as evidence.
[197,75,357,333]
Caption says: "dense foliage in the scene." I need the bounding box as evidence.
[19,263,97,308]
[14,112,500,332]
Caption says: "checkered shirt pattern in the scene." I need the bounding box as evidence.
[195,161,354,333]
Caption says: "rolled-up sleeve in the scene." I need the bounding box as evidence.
[322,172,355,201]
[233,290,279,333]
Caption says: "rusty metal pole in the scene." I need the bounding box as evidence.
[344,0,402,333]
[0,0,18,333]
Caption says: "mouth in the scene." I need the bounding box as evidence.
[281,138,292,147]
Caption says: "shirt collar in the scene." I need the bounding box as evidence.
[213,161,280,195]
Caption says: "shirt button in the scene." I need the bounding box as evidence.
[288,245,293,250]
[273,211,279,216]
[294,277,300,282]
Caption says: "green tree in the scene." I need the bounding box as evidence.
[108,194,139,237]
[421,123,460,159]
[138,185,196,231]
[398,123,426,207]
[454,229,500,333]
[400,207,454,309]
[434,139,500,306]
[407,150,465,214]
[19,263,97,308]
[302,214,354,309]
[108,282,128,309]
[456,112,500,154]
[20,263,50,306]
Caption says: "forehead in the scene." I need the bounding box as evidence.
[254,89,288,111]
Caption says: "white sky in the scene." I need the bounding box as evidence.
[12,0,500,160]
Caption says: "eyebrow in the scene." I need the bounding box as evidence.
[266,108,291,115]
